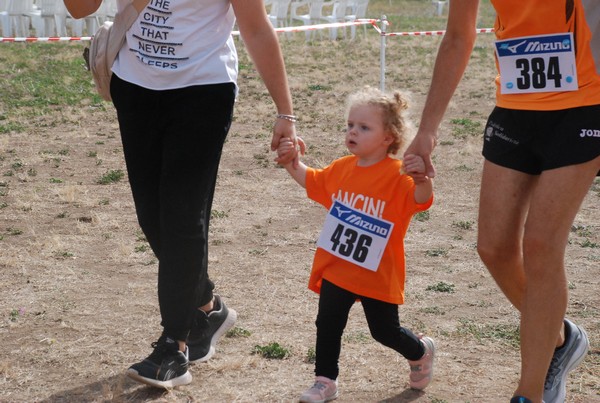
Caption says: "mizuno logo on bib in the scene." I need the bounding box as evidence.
[495,33,578,94]
[317,200,394,272]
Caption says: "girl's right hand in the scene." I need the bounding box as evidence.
[275,137,299,165]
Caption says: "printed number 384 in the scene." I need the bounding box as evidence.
[515,56,561,90]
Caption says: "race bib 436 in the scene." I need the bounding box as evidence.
[317,200,394,272]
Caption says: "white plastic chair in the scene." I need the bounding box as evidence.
[290,0,333,41]
[267,0,291,29]
[0,0,35,37]
[344,0,369,39]
[0,0,10,36]
[33,0,67,36]
[321,0,349,39]
[432,0,447,16]
[104,0,117,20]
[68,0,115,36]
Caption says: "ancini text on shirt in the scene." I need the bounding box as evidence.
[332,190,386,218]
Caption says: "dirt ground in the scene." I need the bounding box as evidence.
[1,6,599,403]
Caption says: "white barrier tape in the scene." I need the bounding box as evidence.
[0,22,493,42]
[371,25,494,36]
[0,19,378,42]
[0,36,92,42]
[233,19,378,35]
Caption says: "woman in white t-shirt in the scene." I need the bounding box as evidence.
[64,0,300,389]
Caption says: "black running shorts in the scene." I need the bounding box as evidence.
[482,105,600,175]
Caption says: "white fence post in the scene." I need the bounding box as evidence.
[379,15,387,92]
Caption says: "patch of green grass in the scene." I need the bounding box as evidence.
[308,84,333,91]
[579,239,599,248]
[0,43,101,114]
[305,347,316,364]
[253,153,269,168]
[343,331,371,344]
[9,308,24,322]
[571,225,593,237]
[457,318,520,348]
[413,211,430,222]
[591,178,600,197]
[452,220,473,230]
[426,281,455,293]
[454,164,474,172]
[6,227,23,236]
[0,121,24,134]
[97,169,124,184]
[425,247,448,257]
[450,117,482,139]
[248,248,268,256]
[252,342,290,359]
[420,306,446,315]
[226,327,251,338]
[211,209,229,219]
[134,245,149,253]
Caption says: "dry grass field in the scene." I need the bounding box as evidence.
[0,1,599,402]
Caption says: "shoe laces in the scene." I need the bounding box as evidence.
[410,363,423,372]
[190,312,210,339]
[148,336,177,361]
[311,380,329,392]
[544,355,559,389]
[311,380,328,393]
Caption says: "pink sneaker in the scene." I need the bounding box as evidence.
[408,336,435,390]
[299,376,339,403]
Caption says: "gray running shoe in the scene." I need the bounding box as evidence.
[543,319,589,403]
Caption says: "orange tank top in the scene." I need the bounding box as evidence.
[491,0,600,110]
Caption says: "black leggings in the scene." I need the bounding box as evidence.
[315,279,424,380]
[111,75,236,341]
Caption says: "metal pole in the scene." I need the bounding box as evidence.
[380,15,387,92]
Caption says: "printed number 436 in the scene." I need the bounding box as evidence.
[330,224,372,263]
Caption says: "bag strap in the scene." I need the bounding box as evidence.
[116,0,151,29]
[99,0,151,78]
[132,0,151,14]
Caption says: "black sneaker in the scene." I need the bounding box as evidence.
[126,335,192,388]
[187,294,237,363]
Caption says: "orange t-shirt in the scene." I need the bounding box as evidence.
[491,0,600,110]
[305,155,433,305]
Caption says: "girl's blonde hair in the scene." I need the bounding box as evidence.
[346,86,410,155]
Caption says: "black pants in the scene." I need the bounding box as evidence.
[315,279,425,380]
[111,75,236,341]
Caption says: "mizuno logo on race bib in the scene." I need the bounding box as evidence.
[497,34,572,57]
[332,201,392,238]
